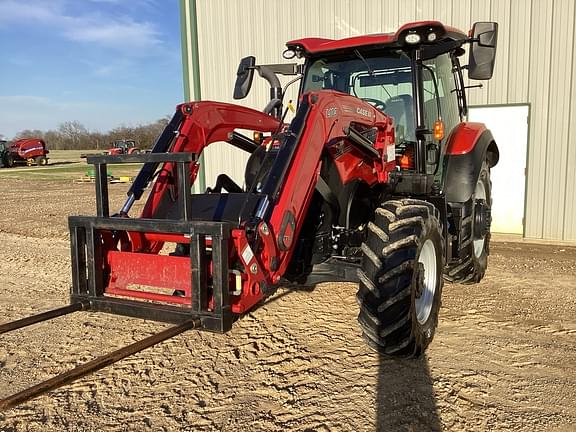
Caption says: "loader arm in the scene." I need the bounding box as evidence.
[65,92,394,332]
[142,101,281,222]
[122,102,281,254]
[254,91,395,281]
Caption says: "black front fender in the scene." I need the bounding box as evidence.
[444,129,499,203]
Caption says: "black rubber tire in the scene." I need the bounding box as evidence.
[357,198,445,358]
[5,154,14,168]
[35,156,48,166]
[444,161,491,284]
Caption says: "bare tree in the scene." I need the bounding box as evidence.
[12,116,170,150]
[58,121,89,149]
[14,129,45,140]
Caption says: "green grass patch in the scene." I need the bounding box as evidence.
[0,163,142,181]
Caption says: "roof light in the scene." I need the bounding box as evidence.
[405,33,421,44]
[282,49,296,59]
[427,32,437,42]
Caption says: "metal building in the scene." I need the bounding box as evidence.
[180,0,576,243]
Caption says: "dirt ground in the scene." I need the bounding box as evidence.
[0,178,575,432]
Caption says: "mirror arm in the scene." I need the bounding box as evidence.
[255,65,282,88]
[256,65,283,119]
[262,98,282,116]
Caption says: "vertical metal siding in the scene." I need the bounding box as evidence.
[565,4,576,242]
[525,0,554,238]
[507,0,531,103]
[416,0,434,22]
[182,0,576,242]
[468,1,491,106]
[398,0,416,26]
[488,0,511,105]
[543,0,575,240]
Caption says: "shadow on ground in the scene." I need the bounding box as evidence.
[376,355,440,431]
[45,161,77,166]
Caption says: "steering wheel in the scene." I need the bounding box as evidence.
[361,97,387,111]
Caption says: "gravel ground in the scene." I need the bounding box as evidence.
[0,178,575,431]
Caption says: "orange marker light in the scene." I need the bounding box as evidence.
[397,145,415,170]
[433,119,445,141]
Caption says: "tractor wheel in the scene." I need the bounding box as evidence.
[357,199,444,358]
[445,161,492,284]
[5,154,14,168]
[35,156,48,166]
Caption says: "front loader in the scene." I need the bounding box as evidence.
[0,20,499,409]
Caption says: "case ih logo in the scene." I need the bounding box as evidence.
[326,107,337,118]
[356,107,372,118]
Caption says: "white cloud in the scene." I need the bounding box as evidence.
[64,19,160,50]
[0,95,51,105]
[0,0,162,53]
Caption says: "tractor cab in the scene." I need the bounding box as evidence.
[113,140,137,150]
[289,21,497,177]
[235,21,497,186]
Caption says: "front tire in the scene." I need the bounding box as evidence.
[357,199,445,358]
[445,161,492,284]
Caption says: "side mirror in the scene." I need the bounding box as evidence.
[233,56,256,99]
[468,22,498,80]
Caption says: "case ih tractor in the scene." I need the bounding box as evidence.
[106,139,141,155]
[0,21,499,408]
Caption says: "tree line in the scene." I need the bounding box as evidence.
[12,117,170,150]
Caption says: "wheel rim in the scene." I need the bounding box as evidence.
[473,180,487,258]
[416,239,437,325]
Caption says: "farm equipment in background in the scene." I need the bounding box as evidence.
[0,20,499,409]
[106,139,141,155]
[0,140,11,168]
[0,138,49,167]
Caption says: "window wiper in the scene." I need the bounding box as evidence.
[354,50,374,77]
[354,50,393,100]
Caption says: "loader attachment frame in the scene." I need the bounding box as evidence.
[69,151,234,332]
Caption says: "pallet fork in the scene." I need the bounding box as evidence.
[0,148,234,409]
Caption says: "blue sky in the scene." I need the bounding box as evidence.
[0,0,183,138]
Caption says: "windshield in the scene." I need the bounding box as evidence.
[302,52,415,142]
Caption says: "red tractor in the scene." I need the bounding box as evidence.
[106,139,141,155]
[1,138,49,167]
[0,21,499,408]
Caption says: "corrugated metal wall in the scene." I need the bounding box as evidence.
[181,0,576,242]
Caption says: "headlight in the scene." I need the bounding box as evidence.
[405,33,421,44]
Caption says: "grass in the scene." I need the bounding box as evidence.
[0,165,142,181]
[0,150,142,181]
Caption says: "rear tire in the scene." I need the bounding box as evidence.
[445,161,491,284]
[357,199,444,358]
[35,156,48,166]
[5,154,14,168]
